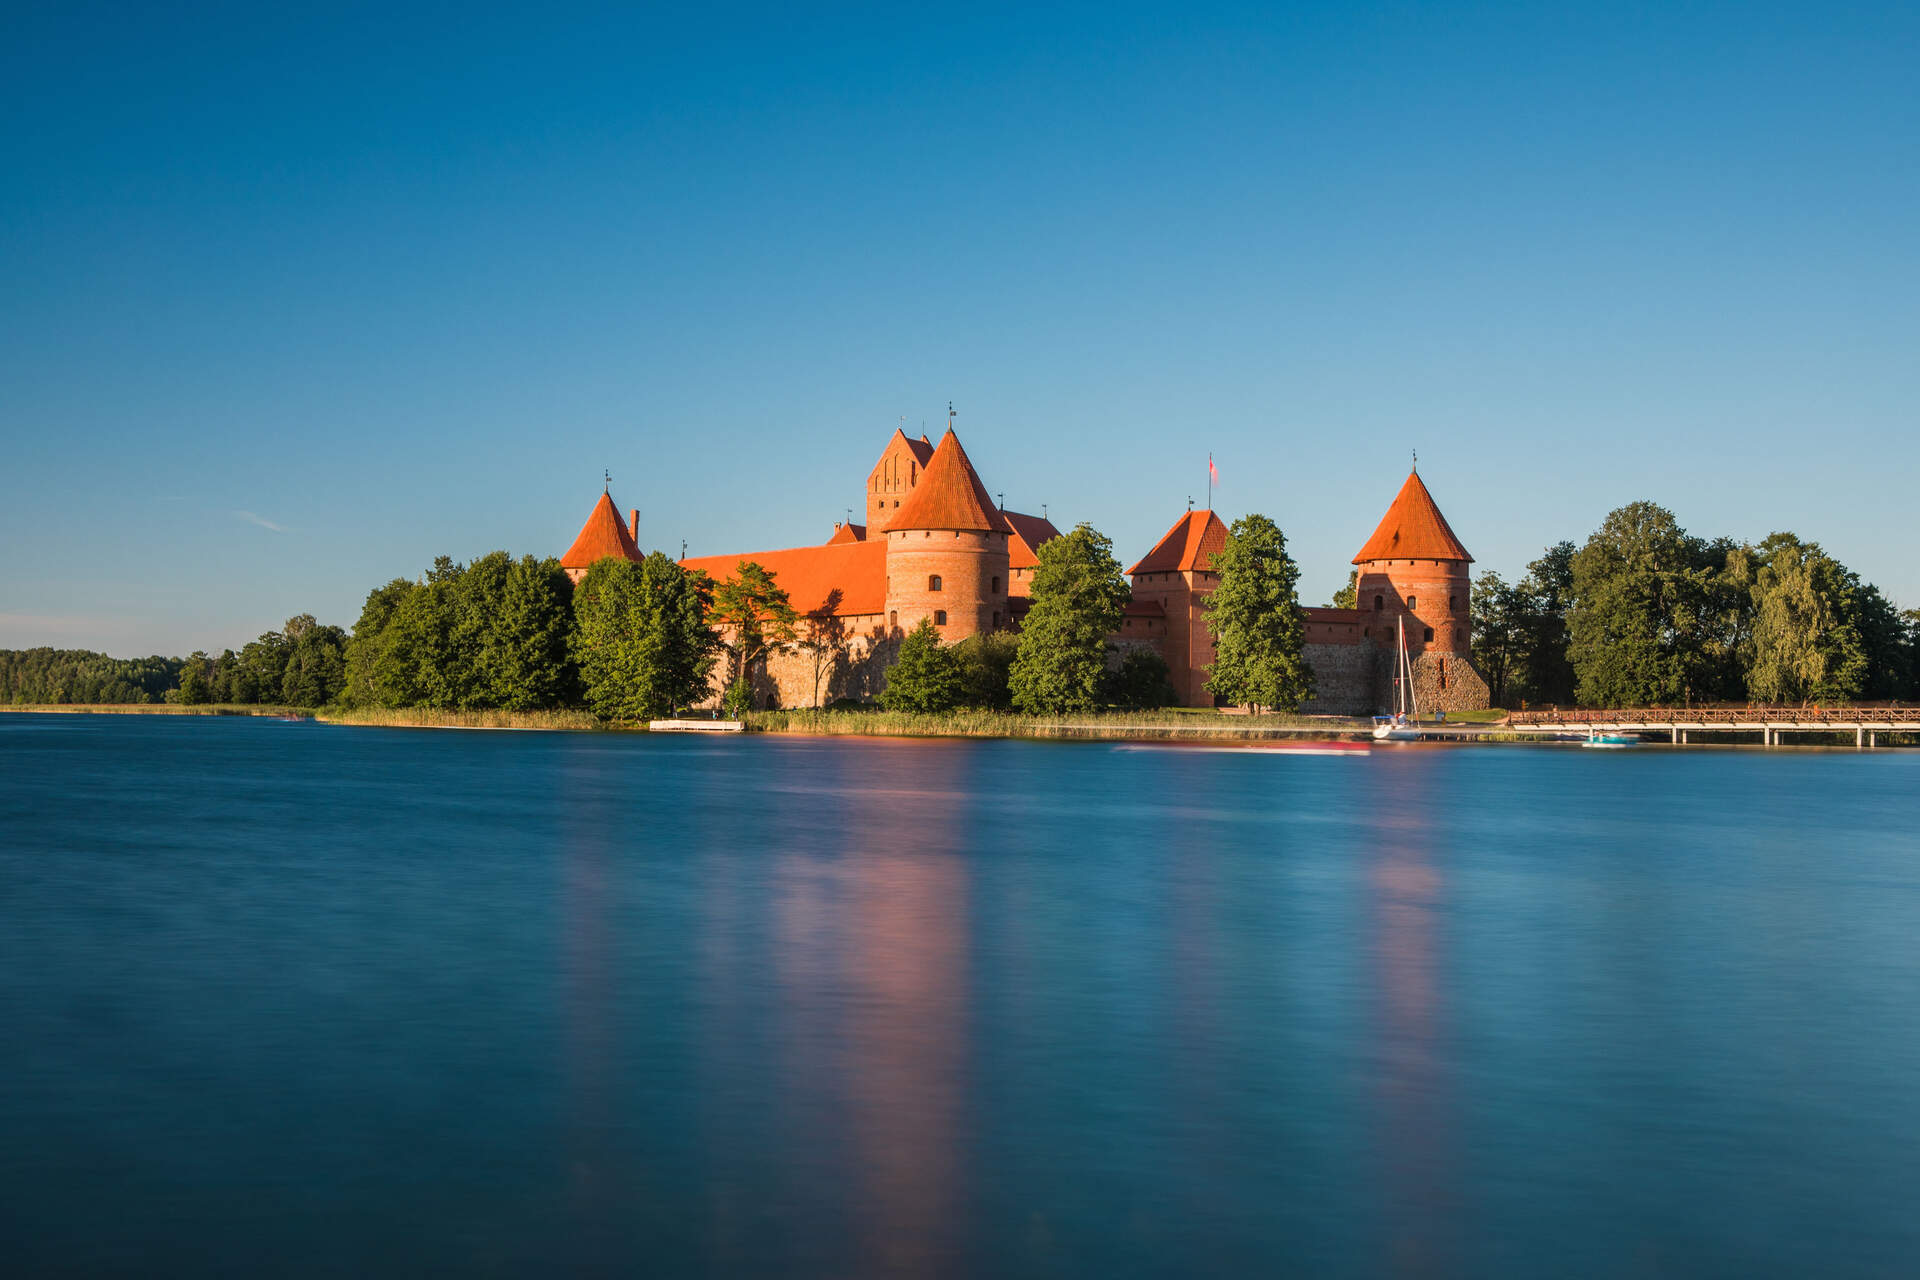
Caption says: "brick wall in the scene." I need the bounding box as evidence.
[884,527,1012,641]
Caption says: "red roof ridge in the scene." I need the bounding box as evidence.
[1351,471,1472,564]
[678,539,887,617]
[1128,509,1229,575]
[561,491,643,569]
[889,429,1000,532]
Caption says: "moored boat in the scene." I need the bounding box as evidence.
[1582,730,1640,749]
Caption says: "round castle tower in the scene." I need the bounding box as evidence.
[883,429,1011,640]
[1352,468,1488,710]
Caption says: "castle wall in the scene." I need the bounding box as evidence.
[1354,558,1471,656]
[696,617,900,710]
[1300,641,1377,715]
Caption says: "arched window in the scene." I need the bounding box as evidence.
[888,610,897,631]
[1424,627,1435,642]
[1407,595,1417,610]
[934,610,947,626]
[929,575,943,592]
[1373,595,1384,611]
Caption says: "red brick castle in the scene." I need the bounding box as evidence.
[561,428,1489,713]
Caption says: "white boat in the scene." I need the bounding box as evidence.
[1372,616,1423,742]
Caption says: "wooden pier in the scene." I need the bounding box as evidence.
[1507,706,1920,748]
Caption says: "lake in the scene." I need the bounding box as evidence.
[3,712,1918,1276]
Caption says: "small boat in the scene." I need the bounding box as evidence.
[1582,730,1640,749]
[1372,616,1423,741]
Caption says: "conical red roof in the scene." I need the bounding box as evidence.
[561,491,643,569]
[889,429,1001,532]
[1129,509,1229,575]
[1351,471,1472,564]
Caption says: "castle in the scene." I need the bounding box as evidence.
[561,428,1489,714]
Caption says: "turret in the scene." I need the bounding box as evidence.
[1351,469,1473,656]
[560,490,644,585]
[882,429,1010,639]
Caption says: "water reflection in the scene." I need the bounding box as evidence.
[1365,767,1459,1274]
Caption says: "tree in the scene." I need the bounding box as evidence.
[280,621,348,706]
[1104,648,1177,709]
[881,618,966,712]
[1009,523,1130,713]
[573,553,719,721]
[793,590,847,708]
[177,652,213,705]
[483,555,576,709]
[1747,536,1867,704]
[1204,514,1313,712]
[711,562,798,699]
[952,631,1019,709]
[1515,541,1578,705]
[1470,571,1527,707]
[1329,569,1358,609]
[1566,503,1718,706]
[344,579,417,707]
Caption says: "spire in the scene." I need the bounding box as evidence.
[562,490,644,569]
[889,429,1001,532]
[1351,470,1472,564]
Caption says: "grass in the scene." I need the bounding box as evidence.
[315,707,605,731]
[6,702,308,717]
[743,707,1373,740]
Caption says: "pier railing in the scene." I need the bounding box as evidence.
[1507,705,1920,746]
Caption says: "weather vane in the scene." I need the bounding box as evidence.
[948,400,956,430]
[604,469,611,492]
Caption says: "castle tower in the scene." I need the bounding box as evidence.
[1351,469,1487,710]
[1128,508,1230,707]
[560,490,643,585]
[865,429,937,533]
[883,429,1010,640]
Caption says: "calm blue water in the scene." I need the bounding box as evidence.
[3,713,1918,1277]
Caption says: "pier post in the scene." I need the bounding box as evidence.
[1870,731,1877,749]
[1671,726,1678,745]
[1681,730,1688,744]
[1857,726,1865,749]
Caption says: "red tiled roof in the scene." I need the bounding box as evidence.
[825,522,867,545]
[906,433,935,467]
[679,539,887,617]
[561,491,643,569]
[890,429,1001,532]
[1128,509,1230,576]
[1001,509,1060,569]
[1352,471,1472,563]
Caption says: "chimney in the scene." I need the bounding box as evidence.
[629,509,640,542]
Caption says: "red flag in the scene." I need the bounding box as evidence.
[1208,455,1218,484]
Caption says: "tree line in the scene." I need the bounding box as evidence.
[1471,501,1919,707]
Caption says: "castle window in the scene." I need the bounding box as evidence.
[1450,595,1459,611]
[889,610,897,631]
[1439,658,1449,689]
[992,611,1000,629]
[1374,595,1384,611]
[934,610,947,626]
[1424,627,1435,642]
[929,575,942,592]
[991,576,1000,594]
[1407,596,1417,610]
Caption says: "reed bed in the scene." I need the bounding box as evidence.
[316,707,604,731]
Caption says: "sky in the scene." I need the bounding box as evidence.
[3,1,1916,655]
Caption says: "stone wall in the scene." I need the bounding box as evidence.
[1407,650,1490,713]
[1301,641,1377,715]
[695,619,900,710]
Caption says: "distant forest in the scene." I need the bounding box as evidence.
[8,500,1920,713]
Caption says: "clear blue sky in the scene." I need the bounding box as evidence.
[4,1,1915,655]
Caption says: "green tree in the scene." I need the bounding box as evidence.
[1470,571,1527,707]
[1329,569,1358,609]
[481,555,576,709]
[881,618,966,712]
[1203,514,1313,712]
[1515,541,1578,705]
[177,652,213,705]
[1103,647,1177,709]
[1566,503,1718,706]
[793,590,847,709]
[1009,523,1130,713]
[280,621,348,706]
[573,553,719,721]
[343,579,418,707]
[711,561,798,698]
[1747,536,1867,703]
[952,631,1019,709]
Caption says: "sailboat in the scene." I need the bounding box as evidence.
[1372,615,1423,742]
